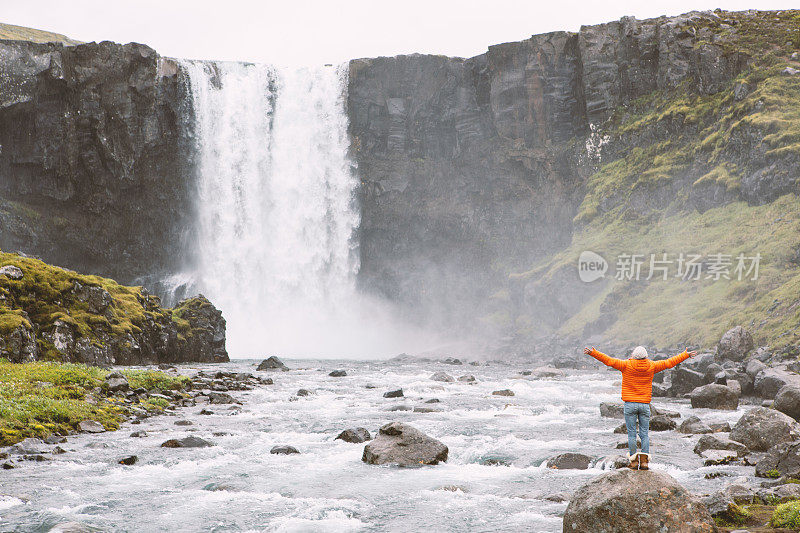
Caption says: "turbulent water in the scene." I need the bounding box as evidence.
[0,361,750,532]
[176,61,368,358]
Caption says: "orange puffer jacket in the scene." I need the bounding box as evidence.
[588,348,692,403]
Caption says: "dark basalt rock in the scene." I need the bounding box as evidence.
[383,389,403,398]
[546,452,592,470]
[257,356,289,371]
[270,445,300,455]
[118,455,138,465]
[335,427,372,443]
[328,370,347,377]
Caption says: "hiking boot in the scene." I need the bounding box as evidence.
[628,453,639,469]
[639,454,649,470]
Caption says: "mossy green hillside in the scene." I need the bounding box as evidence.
[516,195,800,349]
[0,360,188,446]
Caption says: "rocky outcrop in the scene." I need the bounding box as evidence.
[690,384,739,410]
[563,469,716,532]
[0,252,227,364]
[0,38,193,287]
[755,441,800,478]
[362,422,448,466]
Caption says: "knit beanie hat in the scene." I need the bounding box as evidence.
[630,346,648,359]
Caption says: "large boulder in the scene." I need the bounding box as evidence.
[745,359,767,379]
[257,356,288,371]
[689,384,739,410]
[362,422,448,466]
[716,326,754,362]
[754,368,800,399]
[649,415,677,431]
[430,371,455,382]
[563,469,716,533]
[335,427,371,443]
[775,385,800,420]
[678,415,712,434]
[599,402,624,418]
[693,433,749,456]
[546,453,592,470]
[730,407,800,451]
[669,367,706,396]
[105,371,129,392]
[755,441,800,478]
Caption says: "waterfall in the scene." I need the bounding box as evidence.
[178,60,363,357]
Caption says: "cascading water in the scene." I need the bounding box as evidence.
[178,60,366,357]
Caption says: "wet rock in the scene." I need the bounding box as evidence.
[425,398,441,403]
[430,371,455,382]
[383,389,404,398]
[443,357,462,365]
[544,492,571,502]
[43,435,67,444]
[270,445,300,455]
[457,374,477,383]
[130,430,148,438]
[161,436,213,448]
[257,356,289,371]
[387,405,412,412]
[563,469,715,532]
[413,407,441,413]
[118,455,138,465]
[174,420,193,426]
[755,367,800,399]
[105,371,129,392]
[328,370,347,377]
[709,422,731,433]
[546,452,592,470]
[52,446,67,454]
[678,415,712,434]
[1,461,15,469]
[296,389,313,397]
[755,441,800,478]
[649,415,677,431]
[595,455,629,470]
[690,384,739,410]
[480,457,511,466]
[746,359,767,378]
[599,402,624,418]
[207,392,240,404]
[669,367,706,395]
[199,408,214,415]
[613,423,627,434]
[730,407,800,451]
[0,265,23,279]
[85,442,111,449]
[694,434,749,456]
[335,427,371,443]
[77,420,105,433]
[762,483,800,503]
[716,326,754,362]
[774,385,800,420]
[701,450,738,466]
[8,438,48,454]
[362,422,448,466]
[492,389,515,397]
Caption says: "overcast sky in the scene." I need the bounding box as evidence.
[4,0,798,66]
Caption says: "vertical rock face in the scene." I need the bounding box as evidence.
[0,39,191,286]
[348,10,752,336]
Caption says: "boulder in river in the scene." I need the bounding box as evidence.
[430,371,455,382]
[563,469,716,533]
[77,420,105,433]
[383,389,403,398]
[270,445,300,455]
[678,415,712,434]
[130,431,148,438]
[492,389,515,397]
[335,427,371,443]
[161,436,214,448]
[546,453,592,470]
[774,385,800,420]
[730,407,800,451]
[296,389,313,397]
[669,367,706,396]
[754,367,800,399]
[362,422,448,466]
[457,374,476,383]
[328,370,347,377]
[755,441,800,478]
[716,326,754,362]
[118,455,138,465]
[693,434,749,456]
[8,437,48,455]
[208,392,240,405]
[257,356,289,371]
[689,384,739,410]
[599,402,624,418]
[649,415,676,431]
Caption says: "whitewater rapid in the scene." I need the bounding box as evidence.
[0,360,749,532]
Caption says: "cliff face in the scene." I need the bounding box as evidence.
[349,10,800,350]
[0,39,191,287]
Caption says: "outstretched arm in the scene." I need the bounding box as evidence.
[583,347,627,371]
[653,350,696,373]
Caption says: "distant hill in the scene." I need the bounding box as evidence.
[0,22,82,45]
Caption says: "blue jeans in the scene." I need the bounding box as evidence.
[623,402,650,457]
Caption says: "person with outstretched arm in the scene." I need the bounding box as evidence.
[583,345,696,470]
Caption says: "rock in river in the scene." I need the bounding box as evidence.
[161,437,214,448]
[730,407,800,451]
[546,453,592,470]
[328,370,347,377]
[690,383,739,410]
[362,422,448,466]
[563,469,716,532]
[77,420,105,433]
[383,389,404,398]
[492,389,515,397]
[430,371,455,382]
[270,445,300,455]
[755,441,800,478]
[257,356,288,371]
[336,427,372,443]
[774,385,800,420]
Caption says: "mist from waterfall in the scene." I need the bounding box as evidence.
[177,60,434,358]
